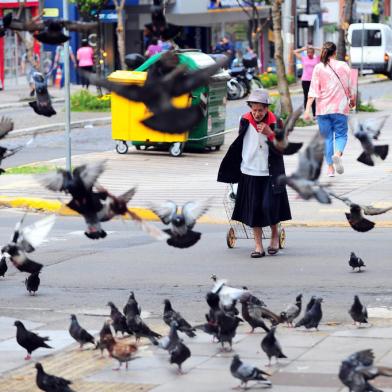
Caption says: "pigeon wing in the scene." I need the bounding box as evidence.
[119,186,137,203]
[20,215,56,251]
[0,116,14,140]
[77,160,106,189]
[237,362,256,378]
[182,199,211,229]
[362,115,389,139]
[38,170,68,192]
[283,107,303,136]
[273,99,282,122]
[362,205,392,216]
[150,201,177,225]
[296,132,324,180]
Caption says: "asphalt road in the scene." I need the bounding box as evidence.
[2,79,392,168]
[0,210,391,331]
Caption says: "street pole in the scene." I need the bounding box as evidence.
[63,0,72,171]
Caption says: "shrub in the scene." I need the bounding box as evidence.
[71,90,111,112]
[286,74,296,84]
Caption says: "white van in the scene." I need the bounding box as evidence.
[347,23,392,78]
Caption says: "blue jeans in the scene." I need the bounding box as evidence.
[317,113,348,165]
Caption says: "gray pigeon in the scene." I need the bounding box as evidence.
[159,320,180,352]
[150,199,211,248]
[280,294,302,327]
[230,354,271,389]
[163,299,196,337]
[261,326,287,366]
[123,291,141,317]
[349,295,368,326]
[349,252,366,272]
[69,314,96,349]
[29,72,56,117]
[339,349,392,392]
[295,297,323,330]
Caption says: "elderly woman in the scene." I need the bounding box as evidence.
[217,89,292,258]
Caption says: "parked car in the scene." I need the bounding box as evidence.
[347,23,392,78]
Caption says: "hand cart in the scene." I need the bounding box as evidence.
[223,184,286,249]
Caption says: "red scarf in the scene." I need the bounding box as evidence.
[242,111,277,141]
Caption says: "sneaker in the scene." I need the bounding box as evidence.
[327,167,335,177]
[333,155,344,174]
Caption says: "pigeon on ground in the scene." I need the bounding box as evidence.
[169,340,191,374]
[350,117,389,166]
[349,295,368,326]
[29,72,56,117]
[239,293,270,333]
[126,313,161,345]
[68,314,96,349]
[35,20,69,45]
[295,297,323,330]
[150,199,211,248]
[98,320,114,358]
[278,132,331,204]
[270,106,304,155]
[83,51,227,133]
[210,275,248,312]
[0,13,12,37]
[0,256,7,277]
[280,294,303,327]
[14,320,52,360]
[107,302,129,336]
[25,272,40,295]
[163,299,196,337]
[305,296,316,313]
[230,354,272,389]
[339,349,392,392]
[35,362,75,392]
[193,292,220,340]
[159,320,181,352]
[349,252,366,272]
[1,214,56,274]
[329,192,392,232]
[216,310,243,351]
[104,332,138,370]
[261,326,287,366]
[123,291,141,317]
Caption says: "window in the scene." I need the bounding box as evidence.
[352,29,382,47]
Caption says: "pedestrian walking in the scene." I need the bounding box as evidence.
[53,43,77,89]
[217,89,292,258]
[77,39,94,89]
[293,44,320,116]
[304,42,355,177]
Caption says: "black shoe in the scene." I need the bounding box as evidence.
[250,251,266,258]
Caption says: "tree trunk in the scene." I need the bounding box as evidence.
[271,0,292,114]
[114,0,126,70]
[337,0,353,60]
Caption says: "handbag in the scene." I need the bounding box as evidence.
[328,63,355,108]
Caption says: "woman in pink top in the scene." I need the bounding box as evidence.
[293,45,320,116]
[77,39,94,89]
[304,42,355,177]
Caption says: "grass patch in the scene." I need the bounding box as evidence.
[357,102,378,112]
[4,165,58,175]
[71,90,111,112]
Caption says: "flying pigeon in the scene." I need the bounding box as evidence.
[350,117,389,166]
[29,72,56,117]
[25,272,40,296]
[14,320,52,360]
[69,314,96,349]
[278,132,331,204]
[295,297,323,330]
[355,115,389,140]
[35,20,69,45]
[230,354,271,389]
[339,349,392,392]
[0,256,7,277]
[107,301,130,336]
[1,214,56,274]
[329,192,392,232]
[280,294,303,327]
[150,199,211,248]
[83,51,228,133]
[349,252,366,272]
[163,299,196,337]
[35,362,75,392]
[261,326,287,366]
[349,295,368,326]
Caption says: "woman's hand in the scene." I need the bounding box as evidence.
[257,123,275,140]
[303,110,312,121]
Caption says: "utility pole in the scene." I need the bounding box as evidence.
[63,0,71,171]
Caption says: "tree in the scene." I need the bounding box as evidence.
[337,0,354,61]
[113,0,126,70]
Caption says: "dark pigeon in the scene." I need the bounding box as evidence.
[159,320,180,352]
[35,20,69,45]
[98,320,113,358]
[169,341,191,374]
[339,349,392,392]
[349,295,368,326]
[29,72,56,117]
[123,291,141,317]
[14,320,52,360]
[0,13,12,37]
[126,313,161,345]
[305,296,316,313]
[163,299,196,337]
[0,256,7,277]
[35,362,75,392]
[230,354,271,389]
[295,297,323,330]
[68,314,96,349]
[239,294,270,333]
[216,310,243,351]
[280,294,302,327]
[107,301,129,336]
[261,326,287,366]
[25,272,40,295]
[349,252,366,272]
[193,292,220,340]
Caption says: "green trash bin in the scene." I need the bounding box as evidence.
[133,49,228,154]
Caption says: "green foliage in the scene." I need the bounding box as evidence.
[259,72,296,88]
[357,102,377,112]
[286,74,296,84]
[4,165,58,175]
[70,0,108,20]
[71,90,111,112]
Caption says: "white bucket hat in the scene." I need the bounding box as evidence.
[246,89,270,105]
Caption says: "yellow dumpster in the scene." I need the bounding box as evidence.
[108,70,190,156]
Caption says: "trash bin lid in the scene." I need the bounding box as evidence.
[107,70,147,85]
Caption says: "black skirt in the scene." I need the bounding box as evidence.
[232,173,292,228]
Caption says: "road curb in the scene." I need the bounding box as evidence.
[2,196,392,228]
